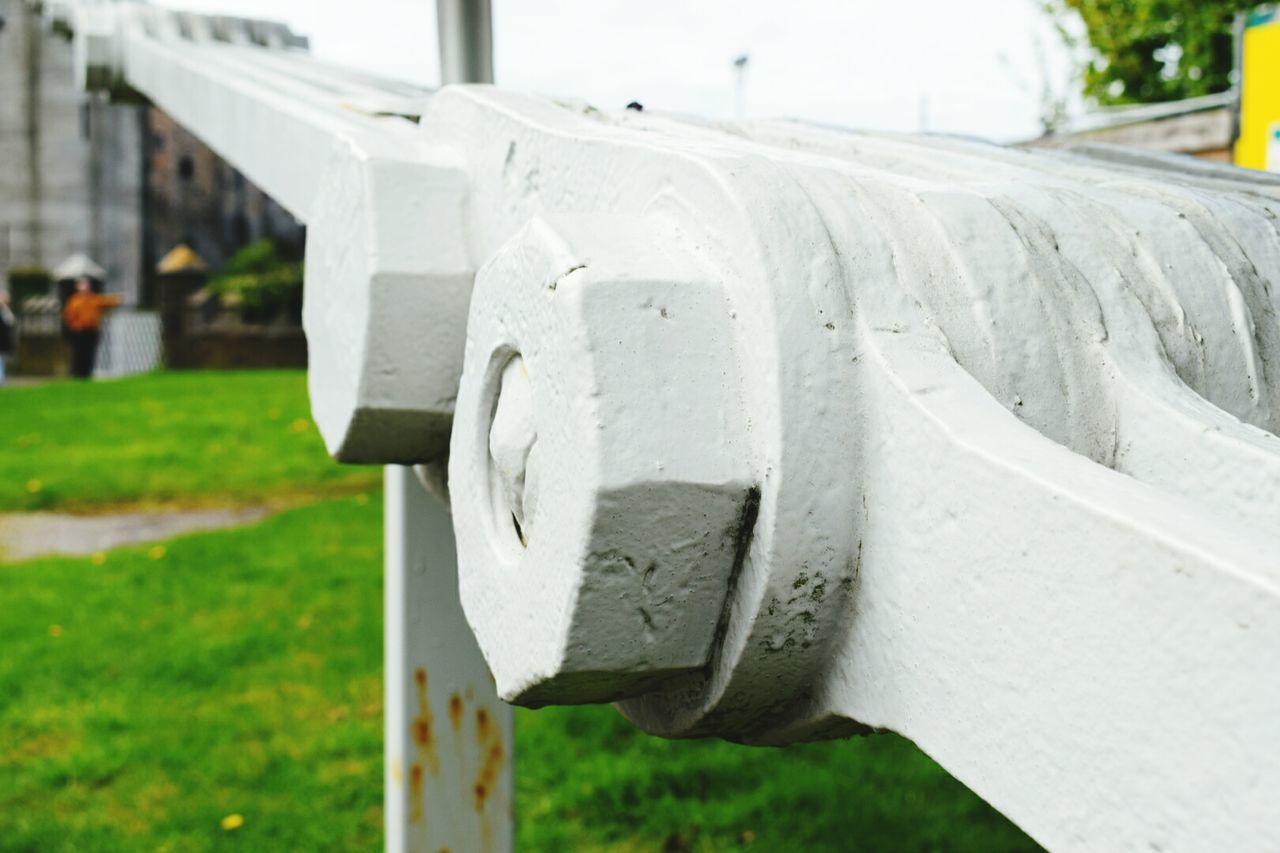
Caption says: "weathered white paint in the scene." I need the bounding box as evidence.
[451,215,755,705]
[430,90,1280,851]
[305,143,472,463]
[383,10,505,853]
[61,3,1280,850]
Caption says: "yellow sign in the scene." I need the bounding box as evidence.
[1236,9,1280,170]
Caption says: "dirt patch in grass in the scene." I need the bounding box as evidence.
[0,506,272,561]
[0,486,375,561]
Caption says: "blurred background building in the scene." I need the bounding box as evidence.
[0,0,303,307]
[0,0,305,376]
[146,109,303,304]
[0,0,144,302]
[1027,92,1239,161]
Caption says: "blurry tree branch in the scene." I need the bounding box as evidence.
[1043,0,1247,105]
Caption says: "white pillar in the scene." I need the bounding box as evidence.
[384,466,513,853]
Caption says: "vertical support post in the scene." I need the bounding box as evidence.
[386,4,500,849]
[385,466,514,852]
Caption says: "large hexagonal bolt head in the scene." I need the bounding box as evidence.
[304,141,473,464]
[450,214,757,706]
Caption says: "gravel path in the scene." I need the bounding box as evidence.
[0,505,274,561]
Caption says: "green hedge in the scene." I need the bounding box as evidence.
[209,240,303,325]
[7,266,52,312]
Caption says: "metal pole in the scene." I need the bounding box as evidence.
[436,0,493,85]
[386,4,502,849]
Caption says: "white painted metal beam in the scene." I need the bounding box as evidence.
[58,4,1280,849]
[73,4,470,463]
[431,88,1280,851]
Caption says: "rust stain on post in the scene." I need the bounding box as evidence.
[411,667,440,776]
[407,666,438,826]
[409,762,424,824]
[448,692,464,731]
[472,705,505,813]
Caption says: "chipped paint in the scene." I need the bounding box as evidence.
[448,693,464,732]
[472,705,505,814]
[408,763,423,825]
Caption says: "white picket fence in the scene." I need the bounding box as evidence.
[46,2,1280,851]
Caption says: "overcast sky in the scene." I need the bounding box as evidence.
[153,0,1083,143]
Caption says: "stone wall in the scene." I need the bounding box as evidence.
[162,328,307,371]
[145,109,305,301]
[0,0,304,310]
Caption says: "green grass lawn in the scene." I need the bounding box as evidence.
[518,706,1034,852]
[0,497,384,851]
[0,372,379,512]
[0,371,1038,851]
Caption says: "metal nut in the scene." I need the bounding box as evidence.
[304,143,473,464]
[450,214,756,706]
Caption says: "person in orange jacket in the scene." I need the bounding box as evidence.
[63,277,122,379]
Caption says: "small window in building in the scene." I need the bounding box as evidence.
[178,155,195,182]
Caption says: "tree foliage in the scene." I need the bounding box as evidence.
[1046,0,1248,105]
[209,239,303,323]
